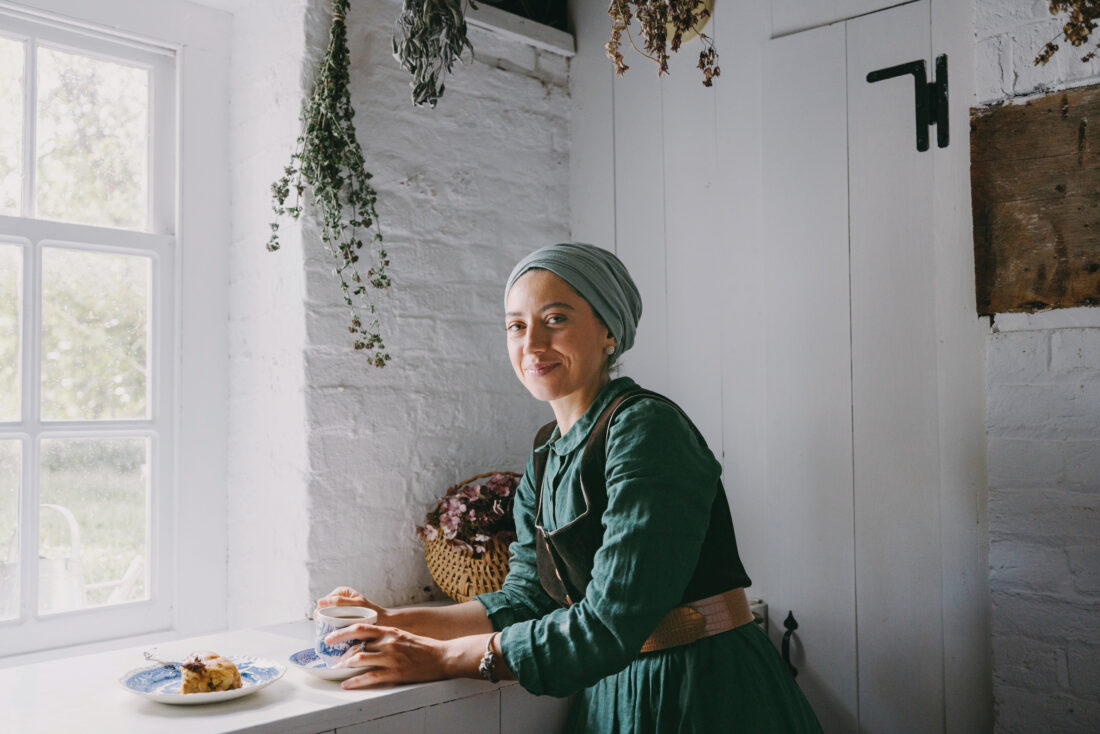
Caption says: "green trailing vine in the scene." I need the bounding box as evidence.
[393,0,477,108]
[268,0,392,368]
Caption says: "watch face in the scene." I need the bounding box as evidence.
[479,650,499,682]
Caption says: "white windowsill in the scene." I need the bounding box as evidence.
[0,618,518,733]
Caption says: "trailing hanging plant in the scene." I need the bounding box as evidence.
[607,0,720,86]
[1035,1,1100,65]
[393,0,477,108]
[269,0,392,368]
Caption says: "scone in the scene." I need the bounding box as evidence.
[180,651,243,693]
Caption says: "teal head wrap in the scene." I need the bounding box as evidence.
[505,242,643,362]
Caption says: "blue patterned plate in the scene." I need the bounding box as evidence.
[119,656,286,705]
[288,647,368,681]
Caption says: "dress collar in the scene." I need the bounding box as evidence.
[535,376,638,457]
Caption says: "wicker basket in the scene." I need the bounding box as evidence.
[422,471,518,602]
[424,533,511,603]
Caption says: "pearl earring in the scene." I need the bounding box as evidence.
[606,345,616,355]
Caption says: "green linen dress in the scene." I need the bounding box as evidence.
[477,377,822,733]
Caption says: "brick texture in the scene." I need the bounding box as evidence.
[977,2,1100,730]
[227,0,567,624]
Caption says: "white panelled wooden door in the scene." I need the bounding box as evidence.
[764,1,945,732]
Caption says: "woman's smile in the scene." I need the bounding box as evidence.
[525,361,561,377]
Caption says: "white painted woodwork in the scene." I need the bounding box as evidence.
[611,42,668,393]
[337,707,427,734]
[500,684,572,734]
[713,0,775,614]
[465,2,574,57]
[931,0,993,731]
[568,1,988,731]
[762,20,859,734]
[847,4,944,731]
[426,690,502,734]
[567,0,615,249]
[772,0,918,37]
[662,33,725,450]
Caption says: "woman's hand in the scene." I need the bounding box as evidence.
[326,624,451,690]
[313,586,388,623]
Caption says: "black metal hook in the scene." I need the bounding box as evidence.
[781,610,799,678]
[866,54,949,152]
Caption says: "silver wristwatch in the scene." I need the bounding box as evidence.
[478,633,499,683]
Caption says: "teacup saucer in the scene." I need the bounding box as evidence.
[288,648,367,681]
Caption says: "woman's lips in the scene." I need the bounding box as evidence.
[526,362,560,377]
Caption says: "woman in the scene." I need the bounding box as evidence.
[320,243,821,732]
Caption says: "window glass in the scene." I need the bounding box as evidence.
[0,36,23,216]
[0,243,19,421]
[41,247,150,421]
[35,46,148,230]
[39,437,148,614]
[0,439,18,620]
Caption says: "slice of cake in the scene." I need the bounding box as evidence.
[180,651,243,693]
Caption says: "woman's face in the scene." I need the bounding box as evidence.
[505,269,616,408]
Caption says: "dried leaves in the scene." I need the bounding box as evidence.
[393,0,477,108]
[606,0,720,86]
[1036,1,1100,65]
[269,0,391,368]
[416,473,521,557]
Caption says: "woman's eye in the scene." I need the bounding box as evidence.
[546,314,565,324]
[506,322,524,333]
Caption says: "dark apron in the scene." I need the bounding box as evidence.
[532,386,751,609]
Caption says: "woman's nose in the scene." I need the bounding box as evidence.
[524,324,549,352]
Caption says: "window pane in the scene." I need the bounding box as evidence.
[41,247,150,421]
[0,440,19,620]
[35,46,149,230]
[0,36,23,216]
[0,243,20,421]
[39,437,148,614]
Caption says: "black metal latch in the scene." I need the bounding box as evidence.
[782,610,799,678]
[866,54,949,152]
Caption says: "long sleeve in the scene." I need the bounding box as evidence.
[475,454,559,629]
[498,400,721,697]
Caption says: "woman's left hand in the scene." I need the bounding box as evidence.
[326,623,449,690]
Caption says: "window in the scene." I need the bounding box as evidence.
[0,6,176,652]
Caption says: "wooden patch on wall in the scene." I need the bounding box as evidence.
[971,85,1100,314]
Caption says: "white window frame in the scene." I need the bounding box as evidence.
[0,0,229,658]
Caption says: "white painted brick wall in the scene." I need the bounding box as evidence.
[976,2,1100,731]
[226,0,313,628]
[227,0,567,624]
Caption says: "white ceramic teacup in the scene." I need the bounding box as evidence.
[315,605,378,667]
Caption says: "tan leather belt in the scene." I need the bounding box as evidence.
[640,588,754,653]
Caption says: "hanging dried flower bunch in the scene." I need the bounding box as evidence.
[1035,1,1100,65]
[268,0,392,368]
[393,0,477,108]
[607,0,719,86]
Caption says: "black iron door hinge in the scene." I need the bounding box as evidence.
[866,54,949,152]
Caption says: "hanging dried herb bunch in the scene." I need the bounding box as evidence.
[269,0,392,368]
[393,0,477,107]
[1036,1,1100,65]
[607,0,719,86]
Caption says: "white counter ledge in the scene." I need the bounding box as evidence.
[0,620,570,734]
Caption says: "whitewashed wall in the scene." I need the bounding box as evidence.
[226,0,312,628]
[226,0,566,626]
[976,2,1100,731]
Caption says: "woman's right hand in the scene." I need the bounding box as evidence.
[313,586,389,623]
